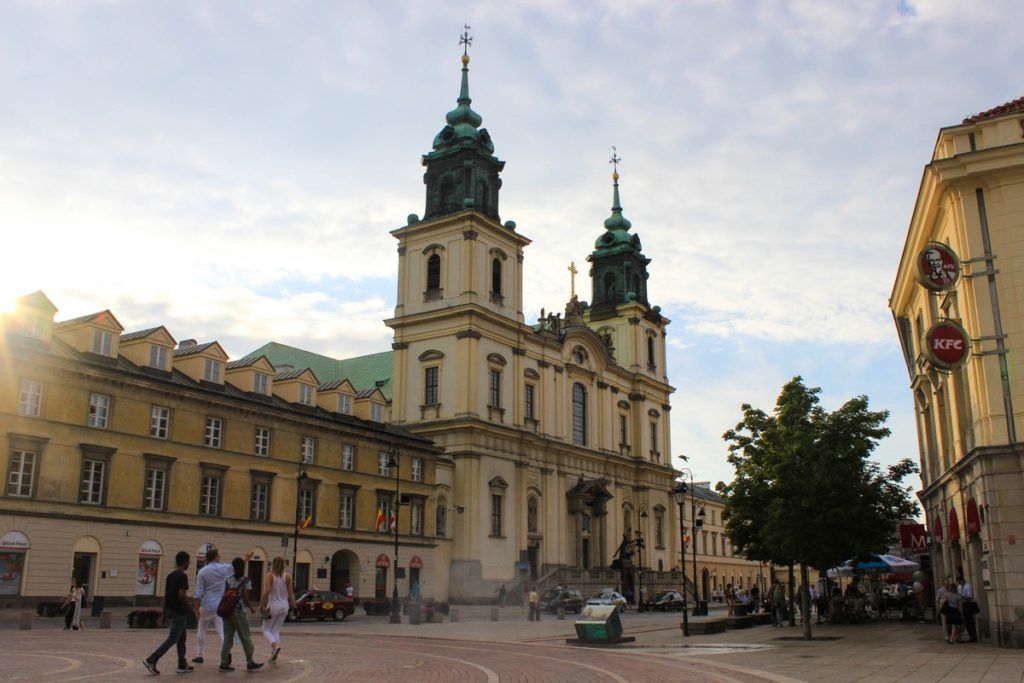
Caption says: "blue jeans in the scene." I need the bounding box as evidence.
[774,604,785,626]
[148,612,187,666]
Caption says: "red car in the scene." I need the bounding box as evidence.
[286,590,354,622]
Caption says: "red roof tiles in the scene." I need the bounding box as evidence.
[962,96,1024,124]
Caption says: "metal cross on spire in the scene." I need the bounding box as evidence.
[460,24,473,56]
[609,146,622,178]
[568,261,578,298]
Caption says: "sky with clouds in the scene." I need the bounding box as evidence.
[2,0,1022,490]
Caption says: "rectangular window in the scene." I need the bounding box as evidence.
[143,467,166,511]
[298,488,315,525]
[204,417,223,448]
[88,393,110,428]
[298,384,314,405]
[424,366,439,405]
[300,436,317,465]
[149,344,167,370]
[80,459,105,505]
[655,512,665,548]
[150,405,170,439]
[411,457,423,482]
[253,371,269,395]
[92,329,112,355]
[649,421,658,454]
[411,498,424,536]
[370,403,383,422]
[203,359,221,382]
[378,451,391,477]
[18,380,42,417]
[341,444,355,471]
[619,415,628,446]
[254,427,271,457]
[377,494,394,531]
[489,370,501,408]
[250,481,270,521]
[338,394,351,414]
[490,494,502,537]
[6,450,35,497]
[200,475,221,516]
[339,490,355,529]
[524,384,535,420]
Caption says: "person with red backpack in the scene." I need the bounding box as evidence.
[218,558,263,672]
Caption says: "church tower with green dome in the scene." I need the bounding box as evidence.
[421,41,504,221]
[587,156,652,313]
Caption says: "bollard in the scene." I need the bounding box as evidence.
[450,608,459,623]
[557,605,565,620]
[19,612,32,630]
[490,607,499,621]
[99,611,112,629]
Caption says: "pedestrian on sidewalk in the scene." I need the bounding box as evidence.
[219,557,263,672]
[944,579,964,644]
[193,547,252,664]
[260,556,296,664]
[496,584,507,607]
[143,551,194,675]
[62,580,84,631]
[956,575,978,643]
[771,580,786,627]
[725,583,735,617]
[936,577,952,642]
[527,586,540,621]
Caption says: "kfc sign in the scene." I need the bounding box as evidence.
[925,320,970,369]
[914,243,960,292]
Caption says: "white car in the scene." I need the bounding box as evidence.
[586,590,628,612]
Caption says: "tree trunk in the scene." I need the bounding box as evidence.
[787,566,796,626]
[800,563,812,640]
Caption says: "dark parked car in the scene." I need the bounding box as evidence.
[647,590,685,611]
[538,588,584,614]
[286,590,354,622]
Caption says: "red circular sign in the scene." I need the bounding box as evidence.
[914,243,960,291]
[925,320,969,369]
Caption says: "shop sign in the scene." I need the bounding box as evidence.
[375,554,390,569]
[0,552,25,596]
[914,242,960,291]
[924,320,970,370]
[139,539,163,557]
[0,531,30,550]
[137,557,159,596]
[409,556,424,569]
[966,499,982,536]
[899,523,927,552]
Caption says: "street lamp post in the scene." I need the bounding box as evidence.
[672,480,690,637]
[387,445,402,624]
[291,468,310,592]
[637,506,648,612]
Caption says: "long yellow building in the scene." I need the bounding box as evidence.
[890,96,1024,648]
[0,292,449,606]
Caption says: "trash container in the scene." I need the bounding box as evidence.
[90,596,106,617]
[408,601,421,625]
[693,600,708,617]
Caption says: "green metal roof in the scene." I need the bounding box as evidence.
[242,342,394,400]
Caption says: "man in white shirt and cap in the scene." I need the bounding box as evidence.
[192,547,251,664]
[957,574,978,642]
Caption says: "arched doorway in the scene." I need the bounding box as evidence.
[247,547,267,602]
[330,550,359,596]
[72,535,101,604]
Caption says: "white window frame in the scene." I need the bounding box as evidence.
[300,436,317,465]
[88,393,110,429]
[143,467,166,511]
[298,487,315,524]
[411,498,424,536]
[203,359,221,383]
[253,371,269,395]
[150,405,170,439]
[298,384,314,405]
[18,380,42,417]
[370,403,383,422]
[341,444,355,471]
[254,427,271,457]
[92,329,112,355]
[80,459,105,505]
[149,344,168,370]
[251,480,270,521]
[411,457,423,482]
[378,451,390,477]
[7,450,35,497]
[205,416,223,448]
[338,394,351,414]
[200,475,221,516]
[339,491,355,529]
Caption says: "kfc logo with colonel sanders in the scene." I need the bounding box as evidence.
[914,243,960,292]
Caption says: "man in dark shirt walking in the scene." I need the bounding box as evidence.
[143,551,195,675]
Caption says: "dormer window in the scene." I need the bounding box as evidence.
[253,371,269,395]
[298,384,314,405]
[338,394,351,414]
[203,359,221,382]
[92,330,112,355]
[149,344,168,370]
[371,403,383,422]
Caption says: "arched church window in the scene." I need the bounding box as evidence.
[491,258,502,296]
[647,334,656,369]
[527,496,539,534]
[439,176,456,214]
[572,382,587,446]
[603,272,616,301]
[426,254,441,291]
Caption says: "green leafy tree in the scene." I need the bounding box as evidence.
[719,377,919,639]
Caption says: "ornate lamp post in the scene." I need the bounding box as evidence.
[291,466,310,592]
[672,480,690,636]
[636,505,648,612]
[387,445,403,624]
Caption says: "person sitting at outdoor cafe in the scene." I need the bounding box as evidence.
[829,587,845,621]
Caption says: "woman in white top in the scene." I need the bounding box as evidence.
[260,557,296,662]
[63,582,85,631]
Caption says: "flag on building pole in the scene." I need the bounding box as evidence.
[375,507,386,532]
[299,515,313,529]
[388,510,397,533]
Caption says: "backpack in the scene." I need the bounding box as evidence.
[217,576,244,618]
